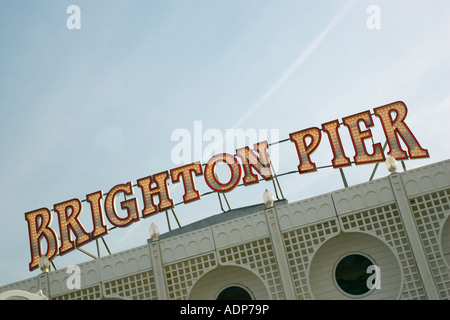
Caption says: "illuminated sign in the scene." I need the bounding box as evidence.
[25,101,429,271]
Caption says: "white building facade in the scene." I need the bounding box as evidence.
[1,159,449,300]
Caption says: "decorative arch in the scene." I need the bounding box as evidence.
[0,289,48,300]
[308,231,402,300]
[187,265,270,300]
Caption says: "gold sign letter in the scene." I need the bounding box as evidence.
[105,182,140,227]
[289,127,322,173]
[322,120,351,168]
[54,199,91,255]
[204,153,241,192]
[170,162,203,203]
[342,111,384,164]
[374,101,429,160]
[86,191,108,239]
[137,172,174,218]
[236,141,273,185]
[25,208,58,271]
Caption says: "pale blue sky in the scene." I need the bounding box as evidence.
[0,0,449,286]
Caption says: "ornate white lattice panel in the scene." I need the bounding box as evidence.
[410,189,450,299]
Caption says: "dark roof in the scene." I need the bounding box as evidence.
[148,199,289,243]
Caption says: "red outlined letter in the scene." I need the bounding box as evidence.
[137,172,174,218]
[342,110,384,164]
[104,182,140,227]
[170,162,203,203]
[86,191,108,239]
[236,141,273,185]
[25,208,58,271]
[204,153,241,192]
[289,127,322,174]
[54,199,91,255]
[373,101,429,160]
[322,119,351,168]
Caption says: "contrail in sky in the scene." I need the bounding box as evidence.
[231,0,358,130]
[118,1,359,246]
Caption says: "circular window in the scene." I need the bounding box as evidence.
[334,253,376,297]
[216,286,253,300]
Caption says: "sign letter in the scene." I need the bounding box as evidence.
[322,120,351,168]
[289,127,322,173]
[236,141,273,185]
[204,153,241,192]
[170,162,203,203]
[342,111,384,164]
[373,101,429,160]
[105,182,140,227]
[25,208,59,271]
[137,172,174,218]
[86,191,108,239]
[54,199,91,255]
